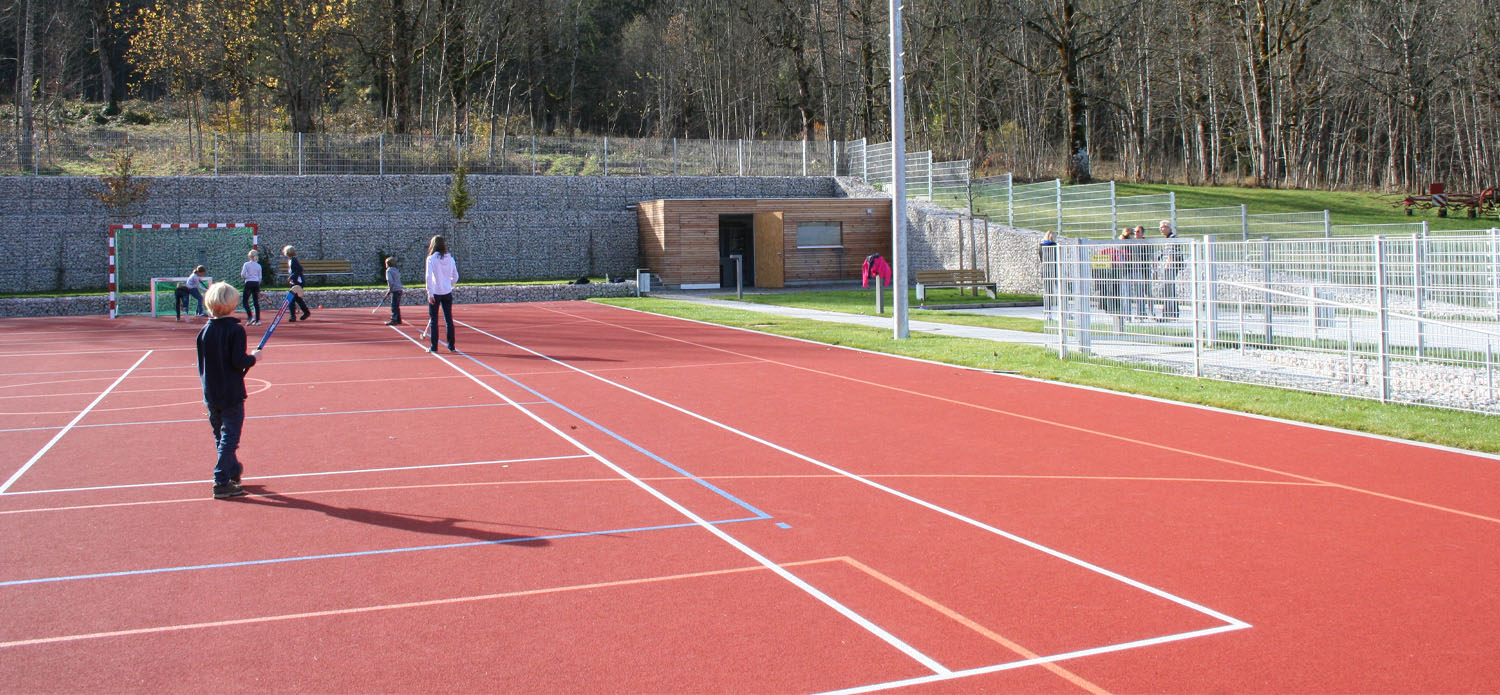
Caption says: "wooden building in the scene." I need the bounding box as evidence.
[636,198,892,288]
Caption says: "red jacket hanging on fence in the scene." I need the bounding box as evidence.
[862,254,892,287]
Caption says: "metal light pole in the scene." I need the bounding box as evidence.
[889,0,910,339]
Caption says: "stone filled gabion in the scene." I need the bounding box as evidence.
[1,175,841,294]
[0,283,639,318]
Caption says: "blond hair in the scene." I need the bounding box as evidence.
[247,249,259,261]
[282,245,297,257]
[204,282,240,318]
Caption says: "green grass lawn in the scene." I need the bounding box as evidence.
[593,296,1499,453]
[1116,182,1499,232]
[711,288,1046,333]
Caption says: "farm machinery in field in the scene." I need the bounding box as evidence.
[1395,183,1500,218]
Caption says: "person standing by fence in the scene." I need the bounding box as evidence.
[1039,231,1058,318]
[1157,220,1183,320]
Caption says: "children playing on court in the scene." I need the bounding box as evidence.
[241,249,263,325]
[282,245,312,322]
[384,256,403,325]
[182,265,208,318]
[425,235,460,352]
[197,282,258,499]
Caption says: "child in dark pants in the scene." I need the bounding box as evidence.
[282,245,312,322]
[196,282,259,499]
[384,256,403,325]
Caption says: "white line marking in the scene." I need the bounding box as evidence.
[816,623,1247,695]
[391,325,952,675]
[0,454,592,498]
[459,319,1249,629]
[599,302,1500,461]
[0,338,405,358]
[0,401,542,434]
[0,351,152,495]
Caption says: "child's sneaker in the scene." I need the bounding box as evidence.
[212,482,246,499]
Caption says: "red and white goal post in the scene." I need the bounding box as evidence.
[108,223,259,318]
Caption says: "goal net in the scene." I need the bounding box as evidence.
[109,223,259,318]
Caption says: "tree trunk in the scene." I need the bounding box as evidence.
[18,0,35,172]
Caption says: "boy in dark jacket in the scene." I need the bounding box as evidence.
[197,282,259,499]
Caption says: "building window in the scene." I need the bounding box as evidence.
[796,221,842,248]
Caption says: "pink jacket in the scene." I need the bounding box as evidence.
[862,254,893,287]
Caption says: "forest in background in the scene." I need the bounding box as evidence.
[3,0,1499,191]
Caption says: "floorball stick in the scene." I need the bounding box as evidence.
[371,290,391,314]
[256,287,301,352]
[419,318,433,339]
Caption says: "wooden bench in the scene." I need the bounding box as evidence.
[278,259,353,280]
[914,269,998,301]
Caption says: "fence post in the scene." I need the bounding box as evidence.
[861,138,869,181]
[1055,179,1063,234]
[831,140,839,176]
[603,136,609,176]
[1375,236,1390,402]
[531,135,537,175]
[1324,209,1332,239]
[378,133,384,176]
[738,139,744,176]
[1203,234,1218,352]
[1169,191,1177,234]
[673,138,678,176]
[213,133,219,176]
[1408,233,1426,359]
[801,138,808,177]
[1260,237,1274,346]
[1110,181,1118,232]
[1191,237,1203,377]
[1241,204,1249,241]
[1007,174,1015,228]
[926,153,934,200]
[296,132,303,176]
[1491,228,1499,320]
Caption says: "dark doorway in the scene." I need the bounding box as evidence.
[718,214,755,287]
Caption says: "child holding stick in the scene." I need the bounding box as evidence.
[196,282,258,499]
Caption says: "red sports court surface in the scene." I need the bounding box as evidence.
[1,301,1497,693]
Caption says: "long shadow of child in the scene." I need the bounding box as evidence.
[236,485,551,548]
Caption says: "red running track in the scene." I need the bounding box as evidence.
[0,303,1497,693]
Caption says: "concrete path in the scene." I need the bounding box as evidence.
[651,289,1053,346]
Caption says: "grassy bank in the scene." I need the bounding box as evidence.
[1116,182,1499,231]
[592,296,1497,453]
[713,288,1045,333]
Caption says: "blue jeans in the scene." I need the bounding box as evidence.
[429,293,454,350]
[390,289,402,322]
[209,403,245,485]
[180,287,204,316]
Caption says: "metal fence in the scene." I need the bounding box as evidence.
[1,130,841,178]
[1041,233,1500,413]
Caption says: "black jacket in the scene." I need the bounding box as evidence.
[288,257,306,286]
[197,316,256,408]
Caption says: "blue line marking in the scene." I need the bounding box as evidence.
[776,522,792,529]
[0,516,768,587]
[457,351,772,521]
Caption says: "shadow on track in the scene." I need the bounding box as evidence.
[236,486,552,547]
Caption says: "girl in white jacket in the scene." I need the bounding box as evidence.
[424,235,460,352]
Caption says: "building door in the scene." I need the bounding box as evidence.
[718,214,755,288]
[753,211,784,288]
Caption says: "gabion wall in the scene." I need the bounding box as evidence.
[0,175,840,294]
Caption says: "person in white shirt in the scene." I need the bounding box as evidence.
[183,265,209,317]
[424,235,460,352]
[240,249,264,325]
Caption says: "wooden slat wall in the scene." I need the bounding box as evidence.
[638,199,892,286]
[636,200,667,276]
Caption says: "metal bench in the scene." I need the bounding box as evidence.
[278,259,353,280]
[914,269,998,302]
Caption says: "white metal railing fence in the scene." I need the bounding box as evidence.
[1042,234,1500,413]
